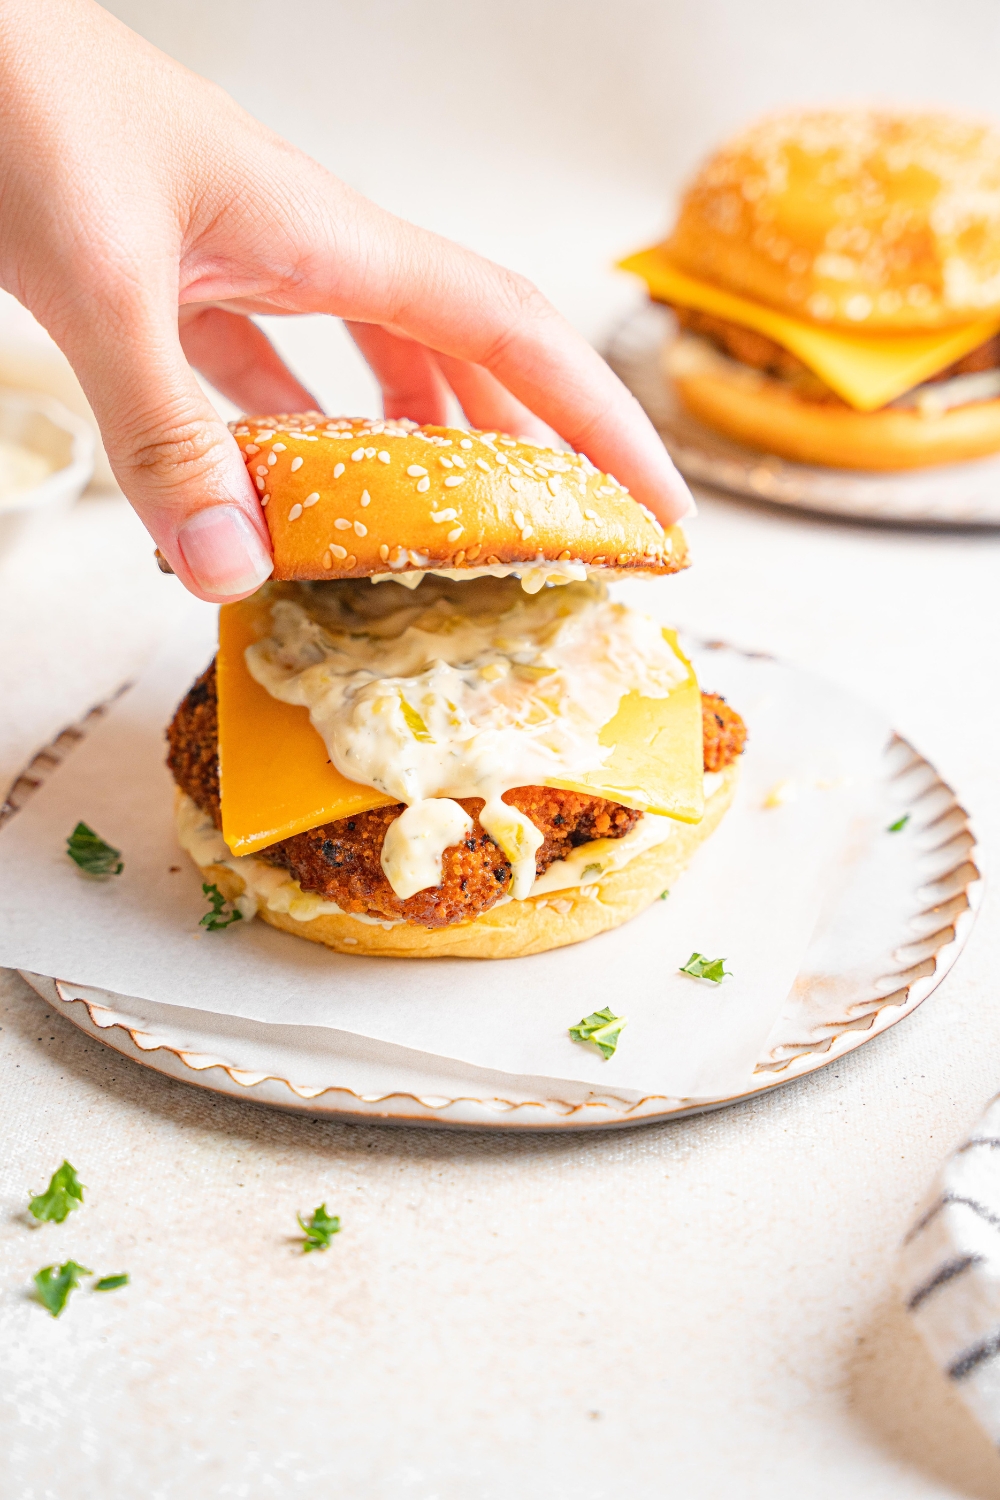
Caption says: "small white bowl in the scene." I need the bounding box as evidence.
[0,389,96,550]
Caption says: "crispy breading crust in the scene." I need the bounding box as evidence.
[167,660,745,929]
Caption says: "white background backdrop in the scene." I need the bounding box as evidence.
[4,3,1000,1497]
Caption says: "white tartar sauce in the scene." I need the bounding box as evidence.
[244,575,688,901]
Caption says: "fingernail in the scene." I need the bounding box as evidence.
[177,505,273,597]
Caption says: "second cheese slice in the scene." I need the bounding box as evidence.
[620,248,1000,412]
[218,595,705,857]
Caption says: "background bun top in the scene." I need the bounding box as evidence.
[232,414,688,582]
[666,109,1000,331]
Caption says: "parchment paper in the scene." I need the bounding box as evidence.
[0,605,892,1100]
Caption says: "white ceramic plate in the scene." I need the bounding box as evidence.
[606,303,1000,527]
[7,648,982,1130]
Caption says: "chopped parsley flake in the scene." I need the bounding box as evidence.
[298,1204,342,1253]
[568,1006,627,1059]
[679,952,731,984]
[659,889,670,900]
[887,813,910,833]
[29,1161,85,1223]
[66,822,123,876]
[94,1273,129,1292]
[33,1260,91,1317]
[200,882,243,931]
[580,862,603,881]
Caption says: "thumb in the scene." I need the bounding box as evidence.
[60,298,274,603]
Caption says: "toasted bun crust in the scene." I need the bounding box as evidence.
[194,767,736,960]
[231,414,686,581]
[667,109,1000,331]
[668,338,1000,470]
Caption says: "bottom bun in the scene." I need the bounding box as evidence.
[666,335,1000,471]
[194,766,737,960]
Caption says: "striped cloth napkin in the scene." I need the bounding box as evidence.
[900,1092,1000,1439]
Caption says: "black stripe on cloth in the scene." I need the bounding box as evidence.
[906,1254,982,1312]
[949,1329,1000,1382]
[904,1194,1000,1246]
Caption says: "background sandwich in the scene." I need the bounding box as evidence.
[167,414,745,959]
[623,109,1000,470]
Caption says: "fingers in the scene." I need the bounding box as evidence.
[179,307,318,416]
[295,201,694,523]
[346,322,452,425]
[60,296,273,603]
[429,353,558,444]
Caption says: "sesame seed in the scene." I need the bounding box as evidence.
[290,456,304,472]
[584,508,599,522]
[618,553,629,565]
[508,478,522,491]
[558,549,572,561]
[272,443,286,453]
[266,452,277,467]
[476,458,491,472]
[407,465,427,477]
[416,476,430,493]
[500,437,517,447]
[513,510,526,529]
[430,508,458,523]
[334,517,351,530]
[379,543,390,562]
[360,489,371,507]
[521,525,533,541]
[261,496,269,507]
[364,447,375,458]
[304,493,319,507]
[323,550,333,569]
[447,526,464,542]
[255,430,275,442]
[597,485,615,496]
[454,550,466,564]
[346,554,356,568]
[334,463,345,478]
[452,456,466,468]
[256,477,265,492]
[460,438,473,449]
[440,457,454,468]
[443,475,463,487]
[354,520,367,536]
[254,465,267,477]
[288,503,303,521]
[330,543,347,559]
[352,449,365,461]
[378,451,390,464]
[244,445,259,457]
[546,477,560,495]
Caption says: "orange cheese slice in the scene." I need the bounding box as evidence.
[619,248,1000,412]
[217,597,704,856]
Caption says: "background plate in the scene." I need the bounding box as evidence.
[8,644,983,1129]
[607,302,1000,527]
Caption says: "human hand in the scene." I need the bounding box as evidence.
[0,0,693,602]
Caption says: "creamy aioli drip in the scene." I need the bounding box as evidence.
[244,576,688,901]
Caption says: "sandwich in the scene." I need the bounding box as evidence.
[621,109,1000,470]
[167,413,745,959]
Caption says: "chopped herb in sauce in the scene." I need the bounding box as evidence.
[887,814,910,833]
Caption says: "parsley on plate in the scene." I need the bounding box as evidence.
[568,1007,627,1059]
[887,814,910,833]
[94,1274,129,1292]
[200,882,243,931]
[66,822,123,876]
[679,953,731,984]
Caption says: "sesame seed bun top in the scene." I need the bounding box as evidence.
[666,108,1000,331]
[232,414,687,582]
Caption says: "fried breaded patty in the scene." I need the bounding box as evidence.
[673,305,1000,405]
[167,659,745,929]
